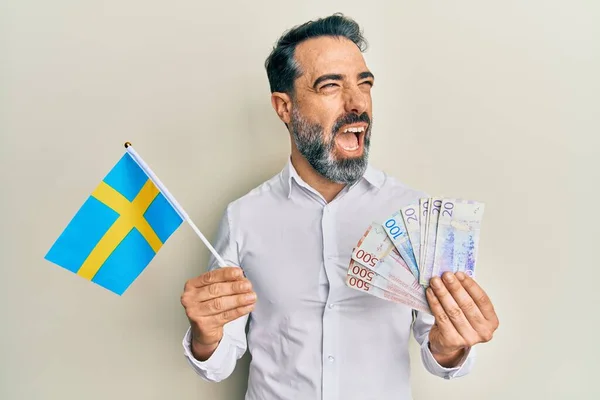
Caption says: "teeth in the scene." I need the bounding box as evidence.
[341,144,359,151]
[343,126,365,133]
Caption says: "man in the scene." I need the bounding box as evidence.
[180,13,499,400]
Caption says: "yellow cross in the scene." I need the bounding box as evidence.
[76,179,162,280]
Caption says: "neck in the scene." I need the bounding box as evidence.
[290,147,346,203]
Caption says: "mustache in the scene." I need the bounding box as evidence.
[332,112,371,136]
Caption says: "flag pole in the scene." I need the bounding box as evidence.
[123,142,227,268]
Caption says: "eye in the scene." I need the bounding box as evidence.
[360,80,374,87]
[321,83,339,89]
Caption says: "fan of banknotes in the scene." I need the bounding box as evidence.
[345,197,485,314]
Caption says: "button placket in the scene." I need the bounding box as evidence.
[321,204,339,399]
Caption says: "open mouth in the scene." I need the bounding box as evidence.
[335,123,367,155]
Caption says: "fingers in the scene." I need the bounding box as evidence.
[426,287,461,339]
[196,303,255,334]
[429,275,478,341]
[217,303,255,324]
[194,279,253,303]
[182,267,255,347]
[200,292,257,317]
[439,272,487,331]
[181,267,256,322]
[193,294,256,332]
[456,272,499,327]
[187,266,245,288]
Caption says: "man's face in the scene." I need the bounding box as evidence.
[288,36,374,184]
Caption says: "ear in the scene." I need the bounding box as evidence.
[271,92,293,125]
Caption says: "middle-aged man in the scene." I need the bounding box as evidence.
[180,13,499,400]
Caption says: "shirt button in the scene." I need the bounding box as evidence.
[328,356,335,362]
[328,303,335,309]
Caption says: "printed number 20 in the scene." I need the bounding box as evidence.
[442,201,454,217]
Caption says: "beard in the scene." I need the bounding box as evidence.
[289,107,372,185]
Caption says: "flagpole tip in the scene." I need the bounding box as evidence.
[124,141,132,148]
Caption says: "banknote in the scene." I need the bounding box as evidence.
[347,197,485,309]
[382,211,419,279]
[386,247,424,295]
[347,260,426,305]
[348,222,428,311]
[345,274,431,314]
[401,204,421,267]
[431,198,457,277]
[421,197,443,285]
[350,247,426,304]
[351,222,395,269]
[432,199,485,278]
[351,222,421,296]
[419,198,430,270]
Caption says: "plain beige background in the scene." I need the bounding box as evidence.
[1,1,598,399]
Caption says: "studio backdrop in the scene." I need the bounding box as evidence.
[1,1,597,399]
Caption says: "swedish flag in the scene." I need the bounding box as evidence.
[45,148,183,295]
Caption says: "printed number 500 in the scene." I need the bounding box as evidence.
[348,276,370,291]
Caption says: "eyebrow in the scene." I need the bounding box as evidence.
[312,74,343,90]
[358,71,375,81]
[312,71,375,90]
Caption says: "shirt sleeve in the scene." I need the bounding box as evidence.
[181,204,249,382]
[412,310,476,380]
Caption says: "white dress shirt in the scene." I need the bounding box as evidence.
[182,159,475,399]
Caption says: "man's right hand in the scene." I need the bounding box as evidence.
[180,266,256,361]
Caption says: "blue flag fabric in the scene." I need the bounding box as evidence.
[45,152,183,295]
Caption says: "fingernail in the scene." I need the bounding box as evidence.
[430,277,441,288]
[241,281,251,291]
[443,272,454,283]
[245,293,256,302]
[456,272,466,281]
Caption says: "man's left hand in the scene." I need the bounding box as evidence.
[425,271,499,368]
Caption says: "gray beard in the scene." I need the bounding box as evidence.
[289,107,371,185]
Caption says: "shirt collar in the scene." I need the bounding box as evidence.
[281,157,384,199]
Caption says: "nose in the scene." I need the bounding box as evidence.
[343,85,368,115]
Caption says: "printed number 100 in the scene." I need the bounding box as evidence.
[384,218,403,240]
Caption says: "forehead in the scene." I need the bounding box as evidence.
[293,36,368,81]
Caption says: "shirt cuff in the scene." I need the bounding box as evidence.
[182,326,232,380]
[420,338,476,380]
